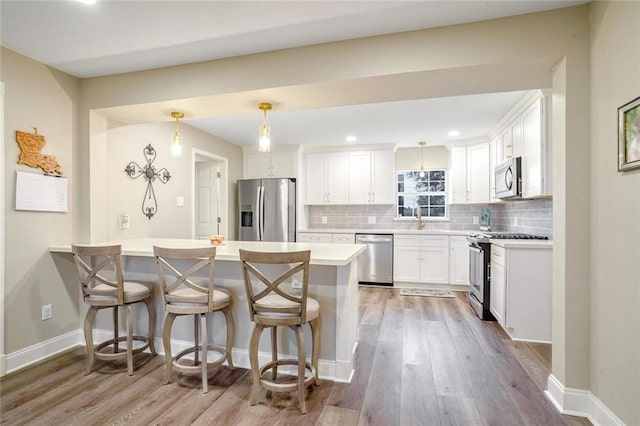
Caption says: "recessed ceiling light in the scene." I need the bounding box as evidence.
[346,135,357,143]
[448,130,460,137]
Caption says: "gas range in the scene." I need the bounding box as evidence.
[467,232,549,243]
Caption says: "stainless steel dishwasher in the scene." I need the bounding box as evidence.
[355,233,394,286]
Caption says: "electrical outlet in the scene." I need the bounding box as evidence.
[41,304,52,321]
[321,216,328,224]
[473,216,479,225]
[368,216,376,224]
[176,196,185,207]
[291,279,302,289]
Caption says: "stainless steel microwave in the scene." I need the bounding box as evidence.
[495,157,522,200]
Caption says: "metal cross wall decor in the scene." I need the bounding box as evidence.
[124,144,171,219]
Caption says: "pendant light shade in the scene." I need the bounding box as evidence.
[170,111,184,157]
[258,102,272,152]
[418,141,427,178]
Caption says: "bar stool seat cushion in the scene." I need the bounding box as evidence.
[167,288,231,305]
[89,281,152,301]
[255,295,319,320]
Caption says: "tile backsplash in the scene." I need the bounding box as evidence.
[306,198,553,237]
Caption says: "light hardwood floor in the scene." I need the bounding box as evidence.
[1,288,591,425]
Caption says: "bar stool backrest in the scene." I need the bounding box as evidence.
[239,249,310,325]
[153,246,218,312]
[72,244,124,306]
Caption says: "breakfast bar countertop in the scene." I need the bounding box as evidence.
[49,238,366,266]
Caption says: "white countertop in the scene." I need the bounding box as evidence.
[490,239,553,249]
[299,228,474,236]
[49,238,366,266]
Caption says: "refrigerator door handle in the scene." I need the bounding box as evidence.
[258,185,265,241]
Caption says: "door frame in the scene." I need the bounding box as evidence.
[1,82,5,376]
[191,148,229,239]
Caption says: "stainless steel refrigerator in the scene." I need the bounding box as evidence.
[238,178,296,242]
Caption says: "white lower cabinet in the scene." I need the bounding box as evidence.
[296,232,332,243]
[449,236,470,287]
[394,235,449,284]
[332,233,355,244]
[489,247,507,325]
[489,243,552,342]
[297,232,354,244]
[394,245,422,282]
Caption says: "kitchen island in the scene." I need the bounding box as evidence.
[49,238,366,383]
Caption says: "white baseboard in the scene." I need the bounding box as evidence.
[5,329,83,375]
[0,353,6,376]
[546,374,626,426]
[4,328,350,383]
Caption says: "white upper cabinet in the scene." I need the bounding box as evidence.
[347,151,370,204]
[449,146,468,203]
[304,147,393,205]
[467,143,490,203]
[521,99,544,198]
[348,150,394,204]
[489,136,503,202]
[449,143,490,204]
[490,90,551,198]
[243,147,299,179]
[305,152,349,204]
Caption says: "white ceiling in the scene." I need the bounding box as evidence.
[0,0,586,148]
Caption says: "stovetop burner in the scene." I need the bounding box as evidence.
[467,232,549,241]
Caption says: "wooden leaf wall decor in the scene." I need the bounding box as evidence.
[15,129,63,175]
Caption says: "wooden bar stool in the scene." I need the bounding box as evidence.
[72,244,156,376]
[239,249,320,414]
[153,246,234,394]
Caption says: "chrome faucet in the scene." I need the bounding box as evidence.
[416,207,425,230]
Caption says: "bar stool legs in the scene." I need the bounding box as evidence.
[247,322,320,414]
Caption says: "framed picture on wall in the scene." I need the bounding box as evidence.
[618,95,640,172]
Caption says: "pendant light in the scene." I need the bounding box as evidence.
[170,111,184,157]
[258,102,272,152]
[418,141,427,178]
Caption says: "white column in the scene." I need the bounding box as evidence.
[1,81,6,376]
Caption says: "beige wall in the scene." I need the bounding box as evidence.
[589,2,640,423]
[395,146,449,170]
[1,47,81,353]
[104,122,242,240]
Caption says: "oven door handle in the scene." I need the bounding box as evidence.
[468,246,482,253]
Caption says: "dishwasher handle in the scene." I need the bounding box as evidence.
[355,234,393,244]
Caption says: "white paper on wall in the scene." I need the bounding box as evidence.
[15,170,68,212]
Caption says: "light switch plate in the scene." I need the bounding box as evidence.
[119,214,130,230]
[176,196,185,207]
[321,216,328,224]
[368,216,376,224]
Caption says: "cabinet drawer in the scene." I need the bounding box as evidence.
[394,235,421,247]
[490,245,506,265]
[297,233,332,243]
[332,233,354,244]
[420,235,450,247]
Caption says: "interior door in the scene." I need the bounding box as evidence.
[195,161,220,240]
